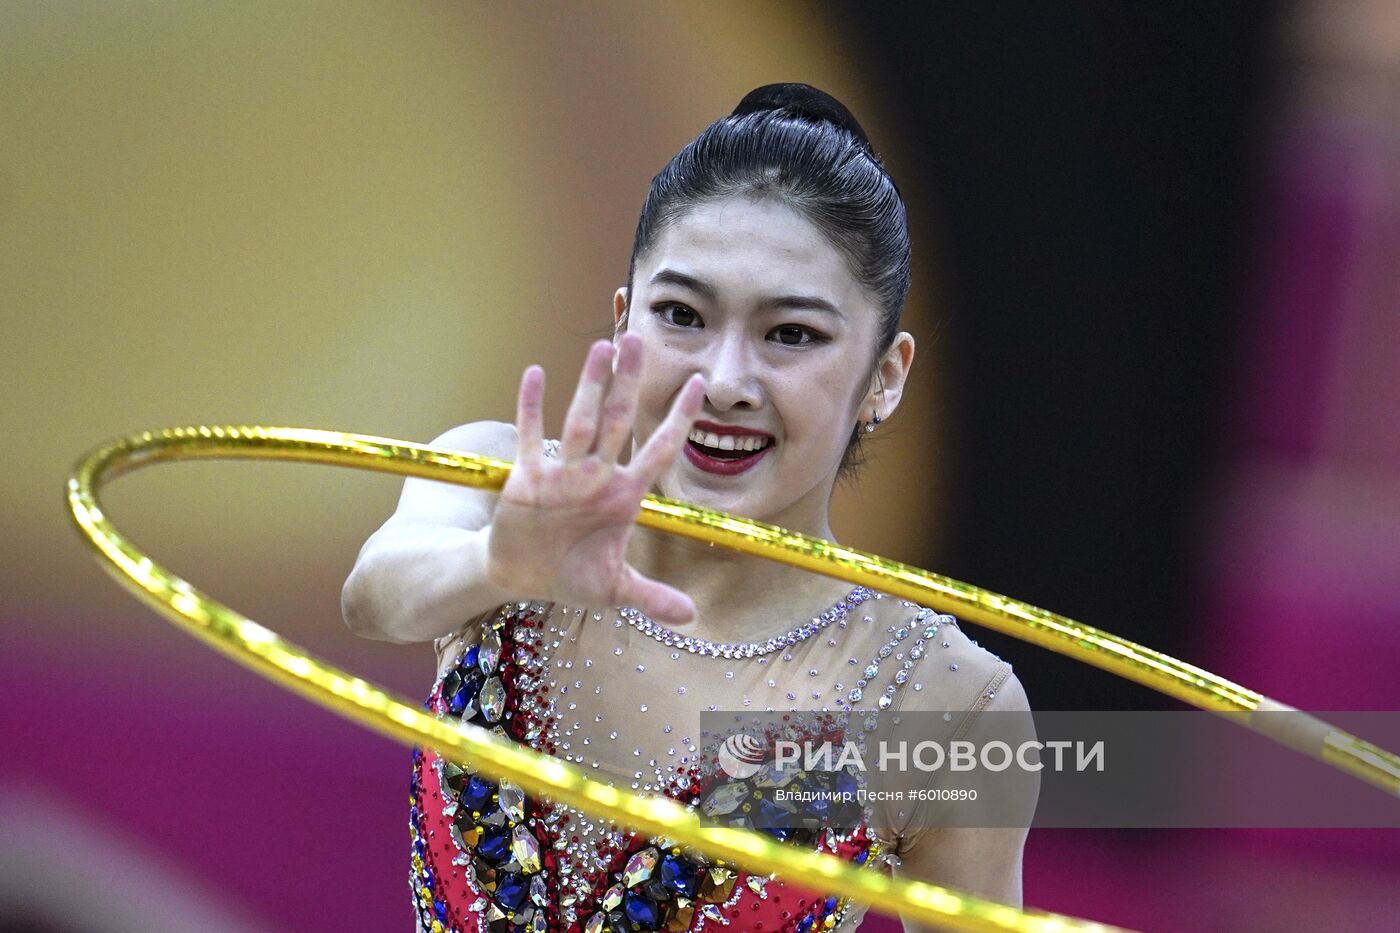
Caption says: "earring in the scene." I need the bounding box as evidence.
[865,410,882,433]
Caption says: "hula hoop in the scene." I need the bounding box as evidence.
[67,426,1400,932]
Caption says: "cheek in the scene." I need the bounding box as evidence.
[635,340,691,413]
[778,373,857,439]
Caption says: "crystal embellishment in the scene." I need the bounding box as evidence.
[498,781,526,822]
[479,626,502,672]
[622,846,659,887]
[620,586,873,658]
[479,676,506,723]
[512,824,542,874]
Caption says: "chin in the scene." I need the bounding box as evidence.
[658,474,756,516]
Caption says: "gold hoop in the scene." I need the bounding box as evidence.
[67,426,1400,932]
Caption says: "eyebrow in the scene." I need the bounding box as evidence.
[648,268,844,317]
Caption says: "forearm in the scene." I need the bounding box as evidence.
[341,522,516,644]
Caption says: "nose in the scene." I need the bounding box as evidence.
[700,332,762,412]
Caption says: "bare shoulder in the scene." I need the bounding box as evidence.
[427,420,520,459]
[385,421,520,528]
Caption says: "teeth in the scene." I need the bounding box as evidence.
[687,429,771,453]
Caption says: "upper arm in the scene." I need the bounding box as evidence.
[895,672,1037,931]
[380,420,520,533]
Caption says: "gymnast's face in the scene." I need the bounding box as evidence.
[615,194,912,534]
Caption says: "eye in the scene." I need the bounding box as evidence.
[653,303,702,328]
[769,324,826,347]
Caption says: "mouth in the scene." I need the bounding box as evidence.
[683,425,775,476]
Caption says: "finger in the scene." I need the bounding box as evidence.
[594,332,643,465]
[616,565,696,626]
[560,340,614,460]
[514,365,545,471]
[630,373,704,480]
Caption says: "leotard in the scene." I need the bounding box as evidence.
[409,590,1014,933]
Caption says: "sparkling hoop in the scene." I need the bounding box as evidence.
[66,425,1400,933]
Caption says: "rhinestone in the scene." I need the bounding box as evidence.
[511,824,541,873]
[498,781,525,822]
[949,663,959,672]
[700,782,749,816]
[601,883,625,911]
[479,676,506,722]
[624,893,660,929]
[622,846,659,886]
[479,627,501,672]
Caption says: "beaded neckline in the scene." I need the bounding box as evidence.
[618,586,875,659]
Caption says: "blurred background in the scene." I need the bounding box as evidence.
[2,2,1397,930]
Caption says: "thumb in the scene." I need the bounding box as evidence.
[616,566,696,627]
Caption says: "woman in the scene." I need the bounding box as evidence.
[343,83,1032,933]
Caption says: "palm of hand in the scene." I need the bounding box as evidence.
[493,457,645,607]
[485,335,704,625]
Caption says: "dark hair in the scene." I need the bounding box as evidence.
[623,83,911,474]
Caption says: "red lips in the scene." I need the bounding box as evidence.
[684,420,775,476]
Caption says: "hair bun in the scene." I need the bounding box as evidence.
[732,83,871,150]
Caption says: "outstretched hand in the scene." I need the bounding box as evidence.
[486,334,705,626]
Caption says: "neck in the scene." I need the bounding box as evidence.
[626,512,854,646]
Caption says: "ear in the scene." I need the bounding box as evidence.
[612,287,629,335]
[861,332,916,423]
